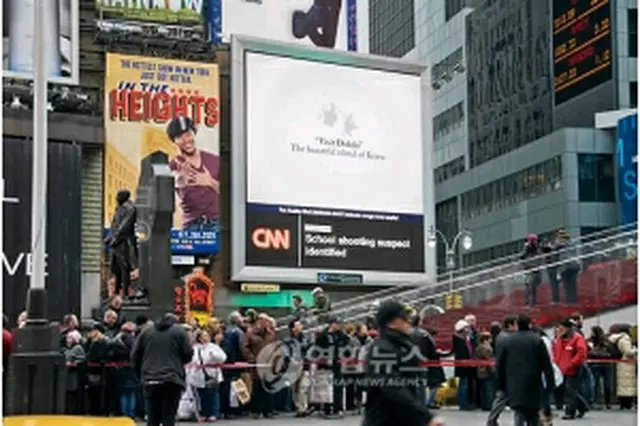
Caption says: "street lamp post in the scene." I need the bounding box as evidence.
[427,226,473,292]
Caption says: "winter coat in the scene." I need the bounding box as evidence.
[553,331,587,376]
[109,335,139,390]
[64,344,86,392]
[475,342,494,379]
[609,333,637,397]
[496,330,554,412]
[188,342,227,388]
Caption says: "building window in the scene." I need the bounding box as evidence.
[578,154,616,202]
[631,82,638,108]
[434,156,466,184]
[629,9,637,58]
[432,48,464,90]
[445,0,467,21]
[369,0,415,58]
[460,157,563,219]
[433,103,464,141]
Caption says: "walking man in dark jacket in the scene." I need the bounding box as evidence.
[131,313,194,426]
[496,314,554,426]
[487,315,517,426]
[363,300,444,426]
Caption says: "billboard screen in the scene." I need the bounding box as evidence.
[2,0,79,84]
[553,0,612,105]
[3,138,82,324]
[96,0,205,24]
[209,0,369,52]
[103,53,220,255]
[617,114,637,225]
[231,37,431,285]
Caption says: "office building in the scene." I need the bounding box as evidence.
[369,0,415,57]
[409,0,637,270]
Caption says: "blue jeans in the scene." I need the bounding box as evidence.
[580,364,595,404]
[119,390,136,418]
[427,387,439,406]
[479,378,495,411]
[457,377,469,410]
[590,363,612,406]
[196,387,221,419]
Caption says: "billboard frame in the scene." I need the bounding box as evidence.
[230,35,434,286]
[3,0,80,85]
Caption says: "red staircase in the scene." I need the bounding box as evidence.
[424,258,638,350]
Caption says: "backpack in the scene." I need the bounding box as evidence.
[606,336,624,359]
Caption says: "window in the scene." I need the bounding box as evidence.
[578,154,616,202]
[631,82,638,108]
[445,0,467,21]
[369,0,415,58]
[629,9,637,58]
[433,103,464,140]
[434,156,466,184]
[432,48,464,90]
[460,157,564,219]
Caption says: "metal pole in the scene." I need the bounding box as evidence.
[31,0,48,291]
[448,268,454,293]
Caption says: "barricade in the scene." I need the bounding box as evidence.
[59,357,636,414]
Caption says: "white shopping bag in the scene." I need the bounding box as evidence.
[309,370,334,404]
[177,385,199,420]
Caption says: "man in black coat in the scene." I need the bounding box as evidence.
[496,314,554,426]
[363,300,444,426]
[131,313,194,426]
[487,315,517,426]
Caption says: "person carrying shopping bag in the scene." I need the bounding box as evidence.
[190,328,228,422]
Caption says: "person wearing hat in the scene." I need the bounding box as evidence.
[363,300,444,426]
[105,188,137,299]
[552,318,589,419]
[315,315,350,418]
[166,115,220,230]
[311,287,332,316]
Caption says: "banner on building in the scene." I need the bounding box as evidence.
[617,114,637,225]
[209,0,369,52]
[104,53,220,255]
[3,0,79,84]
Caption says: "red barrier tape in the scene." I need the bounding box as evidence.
[65,357,636,368]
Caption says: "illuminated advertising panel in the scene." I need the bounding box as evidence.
[553,0,612,105]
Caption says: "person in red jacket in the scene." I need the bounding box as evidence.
[553,318,589,420]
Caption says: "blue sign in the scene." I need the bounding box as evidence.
[617,114,637,225]
[170,229,219,255]
[103,228,219,256]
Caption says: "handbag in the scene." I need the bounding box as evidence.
[198,347,219,390]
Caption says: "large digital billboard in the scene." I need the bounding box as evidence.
[2,0,79,84]
[209,0,369,52]
[617,114,637,225]
[103,53,220,255]
[231,36,432,285]
[553,0,612,105]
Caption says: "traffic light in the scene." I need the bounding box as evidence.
[445,292,463,310]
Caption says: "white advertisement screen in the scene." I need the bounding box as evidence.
[243,51,426,274]
[246,52,423,214]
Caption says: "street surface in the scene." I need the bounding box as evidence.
[161,409,638,426]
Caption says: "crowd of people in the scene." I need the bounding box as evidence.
[1,290,637,426]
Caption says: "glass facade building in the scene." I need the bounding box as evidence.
[407,0,636,271]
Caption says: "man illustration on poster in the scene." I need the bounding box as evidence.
[166,116,220,230]
[292,0,342,49]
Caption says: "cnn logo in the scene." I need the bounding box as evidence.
[252,228,291,250]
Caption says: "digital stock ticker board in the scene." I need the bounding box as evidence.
[553,0,612,105]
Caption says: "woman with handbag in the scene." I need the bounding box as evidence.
[190,329,227,422]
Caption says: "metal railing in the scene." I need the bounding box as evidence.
[276,224,637,329]
[291,228,637,334]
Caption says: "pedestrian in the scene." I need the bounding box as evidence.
[553,318,589,419]
[475,332,495,411]
[131,313,194,426]
[495,314,554,426]
[452,319,473,410]
[362,300,444,426]
[486,315,517,426]
[607,323,637,410]
[190,328,227,422]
